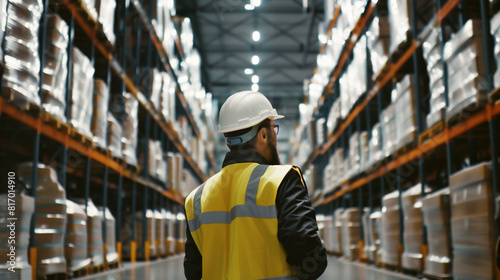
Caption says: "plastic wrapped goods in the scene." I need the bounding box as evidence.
[91,79,109,149]
[98,207,118,265]
[381,104,396,157]
[82,0,98,21]
[2,0,43,107]
[326,98,341,135]
[367,16,390,78]
[341,208,360,260]
[107,113,122,159]
[84,200,104,267]
[332,208,344,255]
[423,28,446,128]
[176,213,186,252]
[349,132,361,173]
[361,209,371,260]
[70,47,95,137]
[444,19,487,121]
[121,92,139,166]
[392,75,418,151]
[422,188,452,279]
[166,211,177,255]
[65,200,91,274]
[381,190,400,267]
[0,0,6,59]
[121,210,156,259]
[41,14,69,123]
[0,193,34,280]
[368,210,382,264]
[402,184,429,272]
[155,210,166,257]
[149,69,163,111]
[492,11,500,88]
[368,123,383,166]
[95,0,115,45]
[449,162,497,280]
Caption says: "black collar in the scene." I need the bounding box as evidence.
[222,150,269,168]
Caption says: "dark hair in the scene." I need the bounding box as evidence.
[224,119,271,151]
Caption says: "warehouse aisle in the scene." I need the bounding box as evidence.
[74,255,418,280]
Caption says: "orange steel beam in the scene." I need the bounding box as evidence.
[437,0,461,25]
[319,6,342,55]
[322,102,500,205]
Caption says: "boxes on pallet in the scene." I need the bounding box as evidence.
[85,200,104,267]
[41,14,69,123]
[422,188,452,279]
[381,104,396,157]
[91,79,109,149]
[333,208,344,255]
[423,28,446,128]
[166,211,177,255]
[65,200,91,274]
[0,193,34,280]
[444,19,488,121]
[99,207,119,265]
[366,16,390,79]
[82,0,98,21]
[121,210,157,260]
[367,210,382,263]
[160,72,176,123]
[341,208,361,260]
[402,183,429,272]
[326,98,341,135]
[122,92,139,166]
[0,0,6,60]
[107,113,122,159]
[381,190,400,267]
[392,75,418,151]
[349,132,361,174]
[176,213,186,253]
[95,0,116,45]
[359,131,369,172]
[323,215,335,253]
[71,47,95,138]
[149,69,163,111]
[17,163,68,278]
[361,208,371,260]
[368,122,383,166]
[2,0,42,107]
[449,162,498,280]
[154,210,166,257]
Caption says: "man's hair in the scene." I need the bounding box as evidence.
[224,119,271,151]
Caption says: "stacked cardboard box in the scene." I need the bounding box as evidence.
[368,210,382,264]
[65,200,91,274]
[449,162,497,279]
[41,14,68,122]
[341,208,360,260]
[95,0,116,45]
[381,190,400,267]
[122,92,139,166]
[423,28,446,128]
[70,47,95,138]
[422,188,452,279]
[381,104,396,157]
[366,16,390,79]
[0,193,34,280]
[85,200,104,267]
[91,79,109,149]
[107,113,122,159]
[402,184,428,272]
[444,19,487,120]
[99,207,118,265]
[2,0,43,107]
[154,210,166,257]
[392,75,418,151]
[17,163,68,278]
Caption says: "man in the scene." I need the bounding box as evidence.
[184,91,327,280]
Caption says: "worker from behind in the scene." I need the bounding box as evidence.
[184,91,327,280]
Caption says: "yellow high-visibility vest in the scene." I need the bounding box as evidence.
[185,162,304,280]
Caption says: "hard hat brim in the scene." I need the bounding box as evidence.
[217,114,285,134]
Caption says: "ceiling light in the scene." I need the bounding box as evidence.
[245,68,254,75]
[245,4,255,10]
[252,83,259,92]
[251,0,261,7]
[252,55,259,65]
[252,75,259,84]
[252,31,260,41]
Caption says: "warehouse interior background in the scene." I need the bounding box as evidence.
[0,0,499,279]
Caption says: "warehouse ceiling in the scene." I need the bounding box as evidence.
[177,0,325,159]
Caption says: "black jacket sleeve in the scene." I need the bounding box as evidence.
[276,169,328,280]
[184,208,202,280]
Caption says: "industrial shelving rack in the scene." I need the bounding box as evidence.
[289,0,500,275]
[0,0,215,276]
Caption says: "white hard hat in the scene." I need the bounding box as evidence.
[218,91,284,135]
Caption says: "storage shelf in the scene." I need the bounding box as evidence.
[319,5,342,55]
[322,100,500,205]
[60,0,210,182]
[297,0,462,171]
[0,97,185,205]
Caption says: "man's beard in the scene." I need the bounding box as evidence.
[267,137,281,165]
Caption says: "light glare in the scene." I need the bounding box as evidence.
[244,68,254,75]
[252,31,260,41]
[245,4,255,10]
[252,55,259,65]
[252,75,259,83]
[252,83,259,92]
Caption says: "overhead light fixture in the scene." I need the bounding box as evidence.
[252,55,259,65]
[252,31,260,42]
[244,68,254,75]
[252,75,259,84]
[245,4,255,10]
[251,0,261,7]
[252,83,259,92]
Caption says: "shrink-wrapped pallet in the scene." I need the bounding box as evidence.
[107,113,122,159]
[0,0,6,60]
[381,190,400,267]
[98,207,118,265]
[175,153,183,191]
[361,208,371,260]
[154,210,166,257]
[381,104,396,157]
[423,28,446,128]
[122,92,139,166]
[444,19,487,121]
[2,0,42,107]
[449,162,498,280]
[359,131,369,171]
[492,11,500,88]
[41,14,68,122]
[85,200,104,267]
[176,213,186,253]
[339,37,367,119]
[422,188,452,279]
[366,16,390,78]
[149,69,163,111]
[349,132,361,174]
[166,211,177,255]
[95,0,116,45]
[123,210,157,259]
[322,215,334,253]
[65,200,91,274]
[333,208,344,255]
[341,208,360,260]
[368,210,382,263]
[368,123,383,166]
[402,184,429,272]
[91,79,109,149]
[0,193,34,280]
[160,72,174,123]
[82,0,98,21]
[70,47,94,137]
[326,98,341,135]
[392,75,418,151]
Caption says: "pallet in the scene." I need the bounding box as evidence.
[2,87,41,113]
[419,120,444,144]
[70,267,89,278]
[107,261,119,270]
[69,127,93,147]
[42,273,68,280]
[89,264,106,274]
[402,268,423,278]
[95,145,111,157]
[446,100,486,127]
[41,112,71,134]
[382,262,400,272]
[423,273,453,280]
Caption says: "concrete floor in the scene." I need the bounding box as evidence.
[74,255,418,280]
